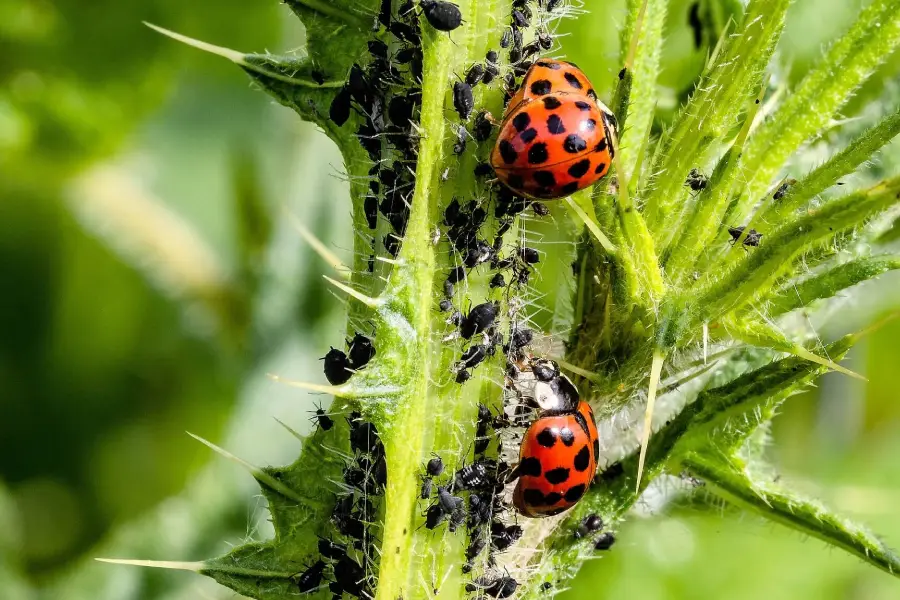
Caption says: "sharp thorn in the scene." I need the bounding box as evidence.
[186,432,305,502]
[95,558,204,572]
[323,275,382,308]
[283,206,351,279]
[636,351,666,493]
[563,196,617,254]
[274,417,307,443]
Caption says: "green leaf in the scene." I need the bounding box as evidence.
[642,0,790,244]
[683,453,900,578]
[693,176,900,323]
[734,0,900,223]
[616,0,667,178]
[675,337,853,452]
[765,255,900,315]
[758,109,900,230]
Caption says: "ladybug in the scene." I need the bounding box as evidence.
[490,59,618,200]
[508,358,599,518]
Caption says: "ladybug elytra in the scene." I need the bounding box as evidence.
[508,358,600,518]
[490,59,618,199]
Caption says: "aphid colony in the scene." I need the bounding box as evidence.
[305,0,625,596]
[293,411,386,598]
[330,0,426,264]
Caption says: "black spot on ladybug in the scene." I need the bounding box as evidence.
[536,60,561,69]
[568,159,591,178]
[545,467,570,484]
[564,484,586,502]
[528,143,549,164]
[582,118,597,132]
[564,71,583,89]
[561,182,579,195]
[523,488,545,506]
[542,96,562,110]
[594,161,607,174]
[533,171,556,188]
[543,491,563,505]
[519,456,542,477]
[530,79,552,95]
[512,112,531,132]
[564,134,587,154]
[421,0,462,31]
[508,173,525,189]
[520,128,539,144]
[559,427,575,446]
[547,114,566,134]
[594,138,608,153]
[593,437,600,462]
[536,427,557,448]
[574,100,592,111]
[573,445,591,472]
[499,140,518,164]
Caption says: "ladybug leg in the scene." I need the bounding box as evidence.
[501,462,522,484]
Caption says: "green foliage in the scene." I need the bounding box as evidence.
[94,1,900,599]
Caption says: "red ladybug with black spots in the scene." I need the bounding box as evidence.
[490,59,618,200]
[507,358,600,518]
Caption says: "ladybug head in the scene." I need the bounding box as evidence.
[532,358,560,382]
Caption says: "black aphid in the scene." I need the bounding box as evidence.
[427,456,445,476]
[318,538,347,560]
[574,514,604,539]
[594,531,616,551]
[466,574,518,598]
[466,63,485,86]
[347,333,376,368]
[473,111,493,141]
[313,407,334,431]
[322,347,352,385]
[519,246,540,264]
[727,226,763,247]
[453,81,474,120]
[684,167,708,192]
[491,522,523,552]
[421,0,463,32]
[294,560,326,593]
[460,301,499,339]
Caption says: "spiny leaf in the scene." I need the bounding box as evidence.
[765,255,900,315]
[663,82,767,283]
[758,109,900,230]
[683,453,900,578]
[676,337,853,452]
[736,0,900,222]
[694,176,900,322]
[643,0,790,242]
[616,0,667,178]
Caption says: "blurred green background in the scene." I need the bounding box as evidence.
[1,0,898,598]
